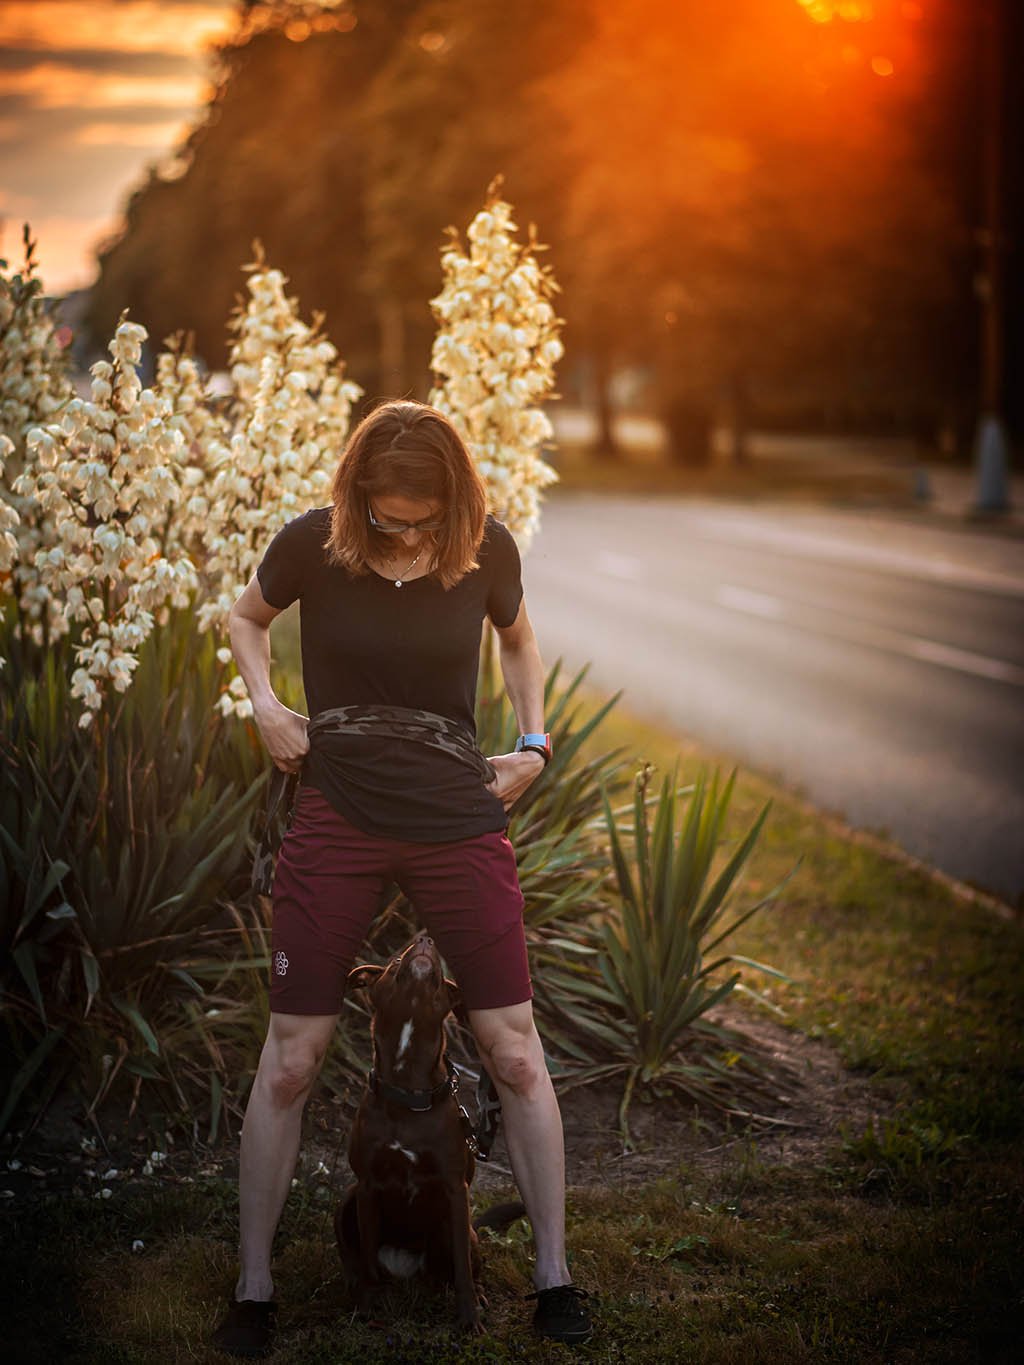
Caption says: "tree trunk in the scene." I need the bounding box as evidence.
[727,367,751,468]
[664,399,712,468]
[592,347,620,459]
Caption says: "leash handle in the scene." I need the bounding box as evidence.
[473,1067,503,1161]
[251,766,298,898]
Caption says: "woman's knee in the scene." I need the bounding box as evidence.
[264,1058,318,1106]
[261,1012,337,1102]
[472,1009,547,1097]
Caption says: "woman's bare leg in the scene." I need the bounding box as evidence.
[468,1001,571,1291]
[234,1011,340,1301]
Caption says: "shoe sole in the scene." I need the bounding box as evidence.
[536,1326,592,1344]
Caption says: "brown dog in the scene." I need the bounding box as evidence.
[334,930,525,1334]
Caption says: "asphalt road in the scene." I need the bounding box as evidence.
[523,494,1024,906]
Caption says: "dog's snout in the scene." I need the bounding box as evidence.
[394,933,442,983]
[407,931,437,957]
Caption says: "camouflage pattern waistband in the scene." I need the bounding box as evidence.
[306,704,495,783]
[251,704,497,898]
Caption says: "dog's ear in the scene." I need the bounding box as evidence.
[346,963,385,994]
[444,976,468,1025]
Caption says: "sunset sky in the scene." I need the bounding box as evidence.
[0,1,951,300]
[0,0,240,293]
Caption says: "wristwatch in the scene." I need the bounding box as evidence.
[514,732,552,765]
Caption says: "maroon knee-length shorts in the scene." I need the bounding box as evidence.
[268,784,533,1016]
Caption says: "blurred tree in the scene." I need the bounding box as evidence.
[357,0,589,397]
[83,0,972,463]
[86,0,586,403]
[539,0,964,462]
[86,1,422,383]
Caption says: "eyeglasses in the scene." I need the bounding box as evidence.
[368,504,447,534]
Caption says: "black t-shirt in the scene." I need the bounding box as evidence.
[255,507,524,841]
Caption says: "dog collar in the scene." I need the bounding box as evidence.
[368,1054,460,1113]
[366,1054,492,1160]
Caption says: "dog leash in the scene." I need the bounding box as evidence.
[250,703,498,898]
[472,1066,502,1160]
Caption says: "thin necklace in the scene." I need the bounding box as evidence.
[390,545,425,588]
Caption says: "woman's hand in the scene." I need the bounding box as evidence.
[484,749,546,810]
[253,697,310,773]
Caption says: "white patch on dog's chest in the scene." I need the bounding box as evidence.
[395,1020,414,1067]
[378,1246,425,1279]
[388,1139,418,1163]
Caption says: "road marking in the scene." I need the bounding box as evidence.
[553,556,1024,691]
[715,585,785,619]
[596,550,643,580]
[711,581,1024,688]
[692,515,1024,599]
[562,498,1024,599]
[905,639,1024,686]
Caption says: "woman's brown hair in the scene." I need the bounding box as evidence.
[325,399,488,589]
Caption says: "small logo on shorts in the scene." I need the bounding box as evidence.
[274,950,289,977]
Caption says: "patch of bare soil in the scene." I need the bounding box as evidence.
[0,1004,894,1212]
[472,1002,891,1198]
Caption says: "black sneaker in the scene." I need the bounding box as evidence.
[211,1297,278,1358]
[525,1283,592,1344]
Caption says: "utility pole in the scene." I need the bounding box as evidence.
[972,0,1011,513]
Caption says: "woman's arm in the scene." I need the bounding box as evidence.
[228,576,310,773]
[496,599,546,733]
[485,597,547,809]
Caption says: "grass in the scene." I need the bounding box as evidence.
[546,440,919,508]
[2,1156,1020,1361]
[580,704,1024,1144]
[3,693,1021,1361]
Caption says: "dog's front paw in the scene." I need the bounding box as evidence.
[458,1294,486,1337]
[458,1300,485,1335]
[356,1283,383,1318]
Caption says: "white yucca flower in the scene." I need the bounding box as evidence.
[0,435,20,572]
[185,249,362,634]
[157,244,362,718]
[0,226,76,643]
[0,226,72,440]
[428,183,564,548]
[12,314,199,727]
[3,237,362,725]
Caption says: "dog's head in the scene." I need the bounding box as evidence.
[347,932,465,1061]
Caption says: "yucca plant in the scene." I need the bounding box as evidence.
[533,763,800,1144]
[0,602,274,1139]
[476,631,629,927]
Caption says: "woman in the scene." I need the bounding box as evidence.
[212,399,591,1354]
